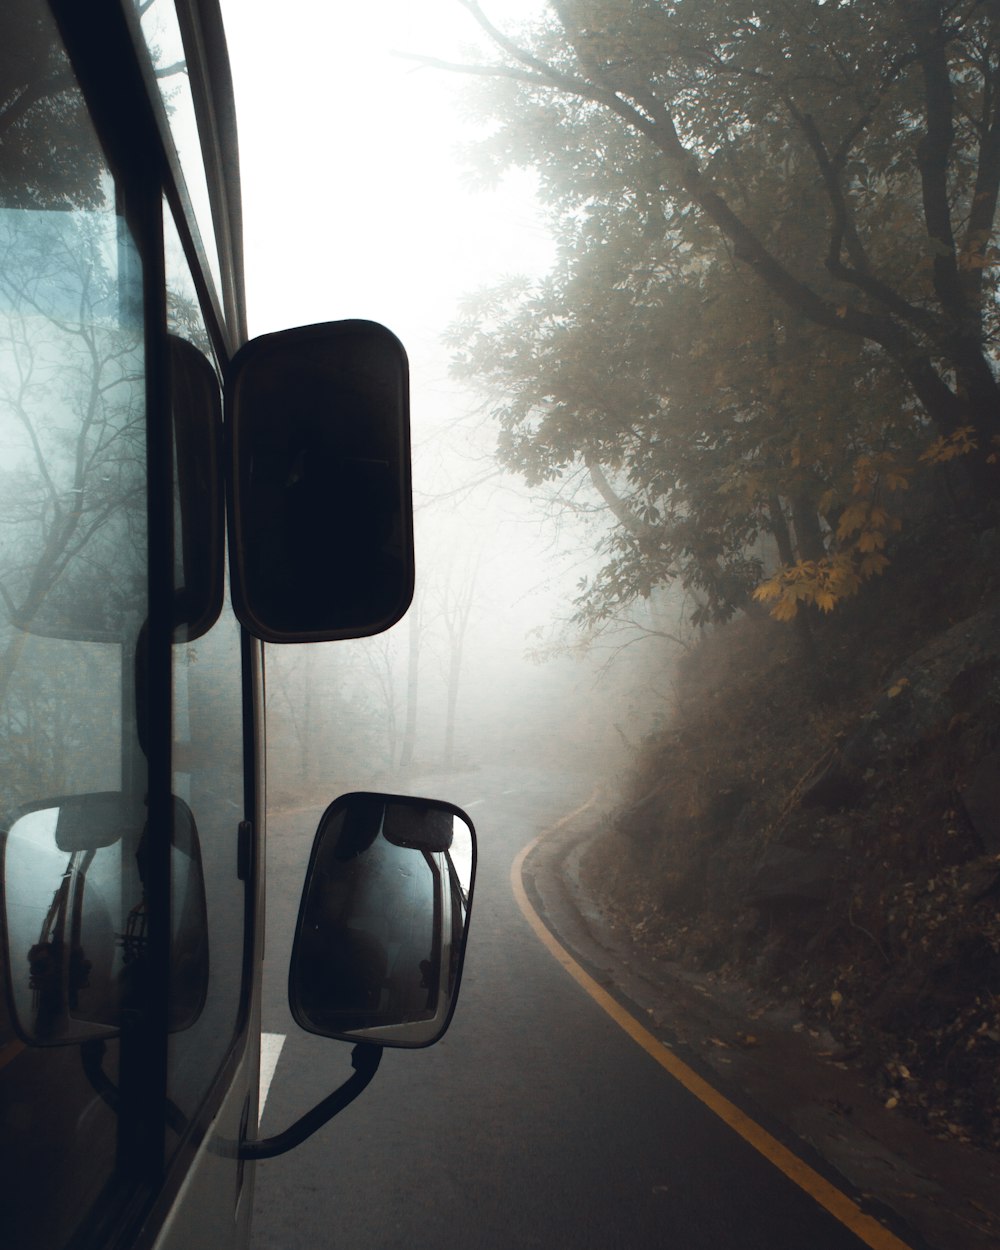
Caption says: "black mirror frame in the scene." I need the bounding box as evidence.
[288,792,477,1050]
[170,335,225,643]
[225,319,415,644]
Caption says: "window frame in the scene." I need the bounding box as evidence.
[35,2,260,1246]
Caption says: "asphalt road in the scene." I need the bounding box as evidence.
[249,767,884,1250]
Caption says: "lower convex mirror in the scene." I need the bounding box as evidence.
[289,792,476,1048]
[1,793,209,1046]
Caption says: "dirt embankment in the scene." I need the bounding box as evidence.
[582,519,1000,1154]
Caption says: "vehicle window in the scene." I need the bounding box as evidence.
[163,201,248,1148]
[138,0,224,301]
[0,3,148,1246]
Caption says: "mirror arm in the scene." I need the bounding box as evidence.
[239,1042,382,1160]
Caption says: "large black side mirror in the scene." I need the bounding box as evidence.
[288,792,476,1048]
[226,320,414,643]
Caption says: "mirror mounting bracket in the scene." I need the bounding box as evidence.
[238,1042,382,1160]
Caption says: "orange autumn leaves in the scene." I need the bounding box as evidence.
[754,431,985,620]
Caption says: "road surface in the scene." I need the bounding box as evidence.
[250,766,912,1250]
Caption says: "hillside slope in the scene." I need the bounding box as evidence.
[582,516,1000,1152]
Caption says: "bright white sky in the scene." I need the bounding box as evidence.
[224,1,551,342]
[218,1,667,772]
[222,1,604,673]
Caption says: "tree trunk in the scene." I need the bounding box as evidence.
[768,493,796,568]
[398,601,420,769]
[443,640,462,770]
[792,494,827,563]
[768,493,820,672]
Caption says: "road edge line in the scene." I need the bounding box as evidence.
[511,833,913,1250]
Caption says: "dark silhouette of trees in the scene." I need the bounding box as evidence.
[420,1,1000,627]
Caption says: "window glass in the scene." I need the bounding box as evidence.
[138,0,224,299]
[163,202,248,1145]
[0,4,148,1247]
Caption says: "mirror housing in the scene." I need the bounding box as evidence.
[288,792,476,1048]
[9,337,222,646]
[226,320,414,643]
[170,335,224,642]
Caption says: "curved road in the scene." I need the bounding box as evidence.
[250,767,910,1250]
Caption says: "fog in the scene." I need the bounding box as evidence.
[224,1,680,802]
[262,436,682,804]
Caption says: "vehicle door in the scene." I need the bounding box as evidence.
[0,2,259,1247]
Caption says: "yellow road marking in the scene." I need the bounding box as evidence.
[511,828,912,1250]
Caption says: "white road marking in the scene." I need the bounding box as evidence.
[259,1032,286,1125]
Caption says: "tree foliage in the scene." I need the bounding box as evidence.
[0,0,105,210]
[435,0,1000,627]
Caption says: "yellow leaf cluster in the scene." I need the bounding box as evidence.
[817,488,838,516]
[857,529,885,553]
[756,549,880,624]
[836,496,900,567]
[852,453,910,496]
[859,552,890,578]
[754,425,979,625]
[837,502,870,537]
[753,554,865,620]
[919,426,978,465]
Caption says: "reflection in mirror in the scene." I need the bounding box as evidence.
[0,6,150,1239]
[1,793,209,1045]
[289,793,476,1048]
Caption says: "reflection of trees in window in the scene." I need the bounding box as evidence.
[0,0,105,211]
[167,285,213,357]
[1,638,120,808]
[0,207,144,801]
[0,0,189,212]
[0,210,145,638]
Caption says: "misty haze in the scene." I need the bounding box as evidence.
[227,4,1000,1249]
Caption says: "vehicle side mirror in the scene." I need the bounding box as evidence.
[288,792,476,1048]
[1,793,209,1046]
[226,320,414,643]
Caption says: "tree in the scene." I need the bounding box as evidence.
[448,184,917,627]
[397,590,423,769]
[0,0,105,210]
[0,201,148,815]
[0,209,146,709]
[425,0,1000,623]
[0,0,187,212]
[431,555,480,768]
